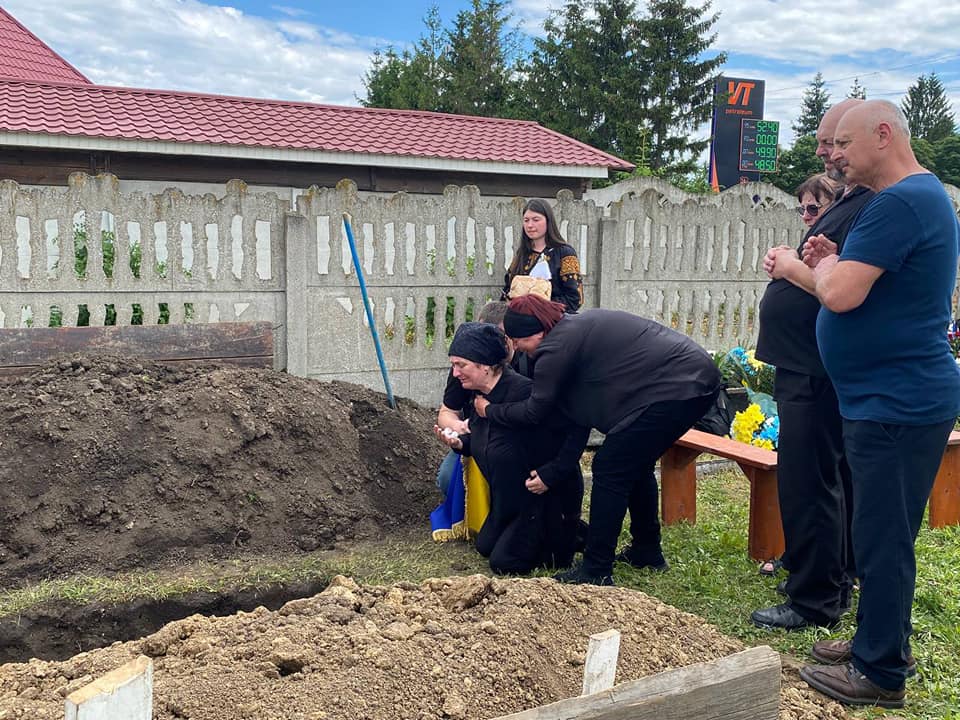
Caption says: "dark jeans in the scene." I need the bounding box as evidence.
[581,390,719,577]
[845,418,953,691]
[774,369,854,624]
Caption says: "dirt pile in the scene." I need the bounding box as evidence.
[0,575,845,720]
[0,356,444,587]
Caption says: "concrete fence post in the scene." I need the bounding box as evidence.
[284,211,310,376]
[597,216,619,310]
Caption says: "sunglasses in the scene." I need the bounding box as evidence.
[796,203,823,217]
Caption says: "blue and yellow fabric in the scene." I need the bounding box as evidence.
[430,456,490,541]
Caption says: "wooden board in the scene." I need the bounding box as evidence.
[0,322,274,374]
[676,429,778,471]
[494,646,780,720]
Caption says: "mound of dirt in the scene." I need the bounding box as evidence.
[0,356,445,587]
[0,575,845,720]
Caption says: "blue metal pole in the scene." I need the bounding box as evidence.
[342,213,396,409]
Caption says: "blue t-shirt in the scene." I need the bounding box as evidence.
[816,173,960,424]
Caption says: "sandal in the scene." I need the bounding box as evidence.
[758,558,783,576]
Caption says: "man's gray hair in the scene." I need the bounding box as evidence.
[873,99,911,139]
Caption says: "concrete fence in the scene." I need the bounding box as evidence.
[2,173,958,407]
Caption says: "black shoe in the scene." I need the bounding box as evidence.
[614,550,668,572]
[553,563,614,586]
[776,579,788,596]
[751,603,836,631]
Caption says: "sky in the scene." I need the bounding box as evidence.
[4,0,959,150]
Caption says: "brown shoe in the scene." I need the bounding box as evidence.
[811,639,917,678]
[800,663,905,709]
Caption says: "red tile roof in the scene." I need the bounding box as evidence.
[0,79,633,171]
[0,7,89,85]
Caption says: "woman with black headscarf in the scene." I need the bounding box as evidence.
[435,321,588,575]
[475,295,721,585]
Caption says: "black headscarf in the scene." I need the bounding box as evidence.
[448,322,507,365]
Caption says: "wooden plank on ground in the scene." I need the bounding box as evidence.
[64,655,152,720]
[581,630,621,696]
[0,322,274,372]
[493,645,780,720]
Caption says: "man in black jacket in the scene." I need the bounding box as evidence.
[474,295,720,585]
[751,99,875,630]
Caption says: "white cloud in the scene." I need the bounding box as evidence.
[2,0,956,146]
[2,0,378,106]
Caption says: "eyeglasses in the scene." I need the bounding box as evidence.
[796,203,823,217]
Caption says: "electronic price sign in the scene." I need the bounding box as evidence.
[739,119,779,173]
[709,76,766,190]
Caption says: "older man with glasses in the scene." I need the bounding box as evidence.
[750,99,875,631]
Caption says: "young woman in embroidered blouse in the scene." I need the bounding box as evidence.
[502,198,583,313]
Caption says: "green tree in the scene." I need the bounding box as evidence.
[522,0,646,158]
[360,2,523,118]
[768,134,820,194]
[439,0,522,117]
[793,73,830,137]
[848,77,866,99]
[933,134,960,188]
[521,0,603,146]
[901,73,956,143]
[360,7,445,110]
[522,0,726,176]
[910,137,937,174]
[638,0,727,175]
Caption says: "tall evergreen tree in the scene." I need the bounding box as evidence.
[848,77,866,99]
[439,0,522,117]
[522,0,643,155]
[360,2,522,117]
[901,73,956,143]
[522,0,725,174]
[360,7,445,110]
[638,0,726,174]
[793,73,830,137]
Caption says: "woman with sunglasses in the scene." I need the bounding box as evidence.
[796,173,840,228]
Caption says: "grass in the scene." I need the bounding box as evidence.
[1,469,957,719]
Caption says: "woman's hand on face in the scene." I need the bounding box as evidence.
[473,396,489,418]
[525,470,547,494]
[433,424,463,451]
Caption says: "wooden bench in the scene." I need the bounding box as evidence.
[660,429,783,562]
[659,428,960,562]
[931,430,960,528]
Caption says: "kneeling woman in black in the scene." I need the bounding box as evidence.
[434,322,587,574]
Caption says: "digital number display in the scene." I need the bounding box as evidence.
[739,119,780,173]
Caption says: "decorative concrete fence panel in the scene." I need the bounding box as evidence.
[3,173,959,407]
[0,174,288,365]
[598,181,801,350]
[287,181,603,403]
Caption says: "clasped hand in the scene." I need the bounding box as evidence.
[801,234,838,268]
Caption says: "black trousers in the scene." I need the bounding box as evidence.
[581,391,718,577]
[774,368,854,624]
[845,418,953,691]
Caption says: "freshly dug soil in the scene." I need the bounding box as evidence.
[0,356,444,587]
[0,575,846,720]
